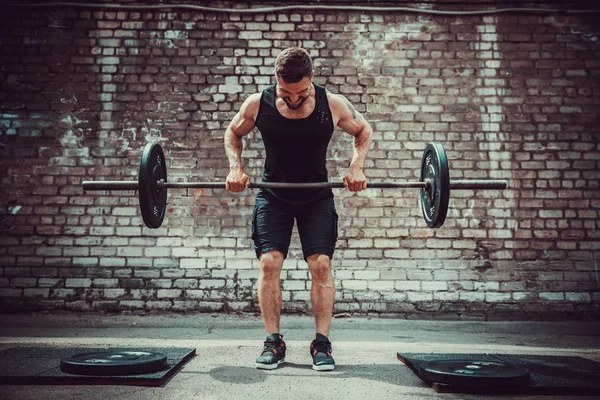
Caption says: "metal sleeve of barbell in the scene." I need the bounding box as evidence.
[82,181,139,190]
[449,180,508,189]
[164,181,428,189]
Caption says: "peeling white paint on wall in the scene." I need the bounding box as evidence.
[60,94,78,104]
[122,126,138,142]
[474,16,506,140]
[350,16,434,71]
[464,18,505,227]
[8,205,22,215]
[141,119,166,144]
[472,17,519,241]
[90,24,133,153]
[545,16,599,42]
[164,30,188,40]
[0,113,18,135]
[58,115,81,147]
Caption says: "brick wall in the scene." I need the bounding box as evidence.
[1,2,599,319]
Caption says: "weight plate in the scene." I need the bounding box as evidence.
[420,142,450,228]
[418,359,530,386]
[60,350,168,376]
[139,142,167,229]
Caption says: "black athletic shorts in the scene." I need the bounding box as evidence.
[251,189,338,261]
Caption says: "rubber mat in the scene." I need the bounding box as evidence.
[398,352,600,394]
[0,347,195,386]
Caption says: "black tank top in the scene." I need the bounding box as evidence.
[255,84,334,201]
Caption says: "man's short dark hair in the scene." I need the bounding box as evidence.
[274,47,313,83]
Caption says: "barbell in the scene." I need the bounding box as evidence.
[82,142,508,229]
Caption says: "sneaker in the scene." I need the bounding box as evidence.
[310,333,335,371]
[255,333,286,370]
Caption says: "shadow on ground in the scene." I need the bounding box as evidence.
[209,363,424,387]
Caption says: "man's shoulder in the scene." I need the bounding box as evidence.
[325,90,345,110]
[245,86,275,105]
[243,92,263,106]
[239,93,263,120]
[246,92,263,102]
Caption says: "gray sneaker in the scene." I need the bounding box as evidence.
[310,333,335,371]
[255,333,286,370]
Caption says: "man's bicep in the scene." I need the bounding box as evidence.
[335,95,368,136]
[229,112,255,138]
[229,94,259,137]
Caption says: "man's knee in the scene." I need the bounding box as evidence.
[260,251,284,278]
[307,254,332,282]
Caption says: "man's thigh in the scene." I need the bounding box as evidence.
[296,196,338,261]
[252,191,295,259]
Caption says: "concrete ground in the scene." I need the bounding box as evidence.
[0,313,599,400]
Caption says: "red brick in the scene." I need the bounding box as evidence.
[0,8,598,318]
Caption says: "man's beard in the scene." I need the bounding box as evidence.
[284,95,309,110]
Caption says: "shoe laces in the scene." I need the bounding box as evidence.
[262,339,285,356]
[310,340,332,357]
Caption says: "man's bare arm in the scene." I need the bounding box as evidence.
[224,93,260,192]
[338,95,372,171]
[330,94,373,191]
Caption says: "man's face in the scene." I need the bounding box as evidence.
[276,76,313,110]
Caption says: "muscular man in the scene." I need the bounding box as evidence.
[224,47,372,371]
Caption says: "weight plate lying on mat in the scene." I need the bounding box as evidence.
[60,350,168,376]
[420,142,450,228]
[418,359,531,386]
[139,142,167,229]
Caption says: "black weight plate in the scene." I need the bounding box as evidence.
[60,350,168,376]
[420,142,450,228]
[139,142,167,229]
[418,359,531,387]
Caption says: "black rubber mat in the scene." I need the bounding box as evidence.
[398,352,600,395]
[0,347,195,386]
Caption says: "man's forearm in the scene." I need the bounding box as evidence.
[224,128,244,170]
[349,127,372,170]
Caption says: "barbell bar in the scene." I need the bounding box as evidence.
[82,180,507,191]
[82,142,508,229]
